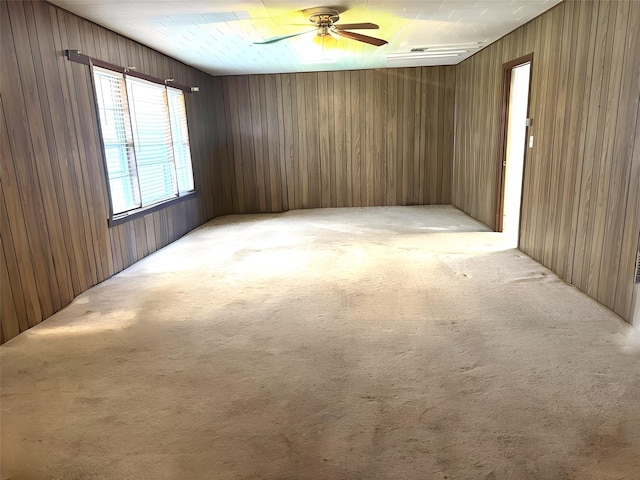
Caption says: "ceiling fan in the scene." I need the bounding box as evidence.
[254,7,388,47]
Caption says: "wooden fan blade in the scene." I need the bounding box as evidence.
[331,28,388,46]
[334,22,379,30]
[254,29,316,44]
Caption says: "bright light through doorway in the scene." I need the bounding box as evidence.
[503,62,531,248]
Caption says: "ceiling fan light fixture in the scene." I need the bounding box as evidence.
[312,30,340,49]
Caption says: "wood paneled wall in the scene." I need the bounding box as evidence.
[16,0,637,338]
[0,0,232,342]
[220,66,456,212]
[0,1,456,343]
[453,0,640,322]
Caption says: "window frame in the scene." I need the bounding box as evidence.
[85,55,196,227]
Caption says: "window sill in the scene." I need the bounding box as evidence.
[108,191,197,227]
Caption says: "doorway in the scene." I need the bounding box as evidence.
[496,55,533,248]
[633,284,640,328]
[633,232,640,328]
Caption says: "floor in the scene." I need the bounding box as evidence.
[2,206,640,480]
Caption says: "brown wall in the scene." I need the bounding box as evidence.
[0,0,232,342]
[220,67,456,212]
[5,0,637,342]
[0,1,456,342]
[453,0,640,321]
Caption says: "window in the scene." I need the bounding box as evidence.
[92,66,194,220]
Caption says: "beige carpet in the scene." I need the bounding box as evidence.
[2,205,640,480]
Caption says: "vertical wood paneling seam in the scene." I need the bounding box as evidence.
[610,0,640,315]
[612,100,640,311]
[6,1,59,317]
[30,1,78,302]
[569,0,601,284]
[0,89,36,332]
[595,0,632,304]
[52,7,96,287]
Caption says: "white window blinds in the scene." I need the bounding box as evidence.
[93,66,194,216]
[93,68,140,214]
[167,87,195,194]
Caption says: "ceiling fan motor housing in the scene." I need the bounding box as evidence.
[308,8,340,36]
[255,7,386,47]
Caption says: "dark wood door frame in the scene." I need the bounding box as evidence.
[495,53,534,233]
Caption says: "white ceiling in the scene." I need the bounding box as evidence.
[50,0,562,76]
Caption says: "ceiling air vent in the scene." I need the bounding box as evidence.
[386,43,484,63]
